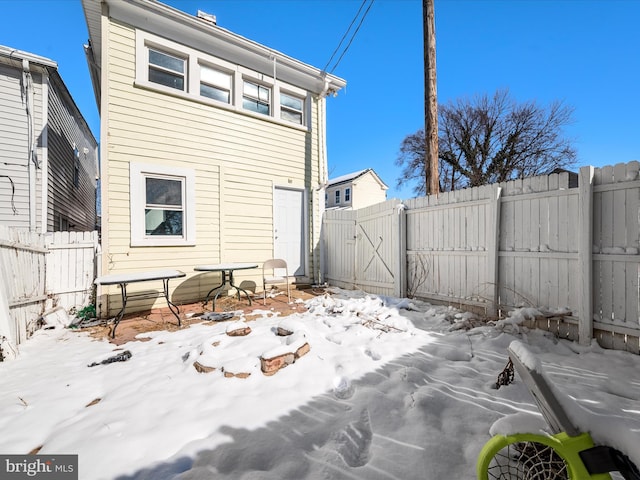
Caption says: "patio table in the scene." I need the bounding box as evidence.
[194,263,258,310]
[94,269,186,338]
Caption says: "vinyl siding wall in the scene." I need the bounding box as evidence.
[47,74,98,232]
[0,64,44,229]
[352,174,387,210]
[101,20,322,312]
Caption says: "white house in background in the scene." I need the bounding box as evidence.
[325,168,388,210]
[0,45,98,232]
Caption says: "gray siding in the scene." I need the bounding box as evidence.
[0,54,97,233]
[0,63,41,228]
[47,74,98,232]
[0,65,29,227]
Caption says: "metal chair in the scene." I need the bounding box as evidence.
[262,259,291,305]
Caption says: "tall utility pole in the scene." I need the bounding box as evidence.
[423,0,439,195]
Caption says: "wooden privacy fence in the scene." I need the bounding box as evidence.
[323,161,640,353]
[0,226,98,353]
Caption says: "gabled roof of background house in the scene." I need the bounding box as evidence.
[0,45,97,146]
[81,0,346,111]
[0,45,57,69]
[327,168,388,190]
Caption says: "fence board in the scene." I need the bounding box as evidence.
[323,211,356,289]
[626,264,639,328]
[626,186,640,250]
[45,231,99,312]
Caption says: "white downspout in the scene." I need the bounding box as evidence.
[40,70,49,232]
[272,55,276,82]
[316,79,331,285]
[22,59,38,231]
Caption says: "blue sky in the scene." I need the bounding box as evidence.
[1,0,638,199]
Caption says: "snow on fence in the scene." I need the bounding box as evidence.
[0,227,98,354]
[323,161,640,354]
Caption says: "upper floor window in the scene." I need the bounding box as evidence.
[243,80,270,115]
[345,187,351,202]
[280,92,304,124]
[136,31,308,128]
[335,190,341,204]
[148,48,186,91]
[200,64,231,103]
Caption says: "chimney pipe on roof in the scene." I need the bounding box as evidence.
[197,10,217,25]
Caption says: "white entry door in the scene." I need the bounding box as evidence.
[273,187,306,276]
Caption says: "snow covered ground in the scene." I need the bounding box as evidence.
[1,288,639,479]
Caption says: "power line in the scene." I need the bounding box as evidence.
[322,0,375,74]
[322,0,368,72]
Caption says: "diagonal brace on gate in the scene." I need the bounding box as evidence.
[359,224,394,279]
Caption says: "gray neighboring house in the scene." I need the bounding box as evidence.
[0,45,98,232]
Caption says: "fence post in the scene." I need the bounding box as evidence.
[486,185,502,317]
[395,202,407,298]
[578,166,595,345]
[0,269,17,358]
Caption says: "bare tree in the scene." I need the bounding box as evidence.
[396,89,577,194]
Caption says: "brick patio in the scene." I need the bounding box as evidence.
[86,287,324,345]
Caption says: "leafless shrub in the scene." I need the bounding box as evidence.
[407,253,432,299]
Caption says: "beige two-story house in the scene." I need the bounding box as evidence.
[325,168,388,210]
[81,0,345,315]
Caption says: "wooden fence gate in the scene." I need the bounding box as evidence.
[44,231,99,313]
[324,199,406,297]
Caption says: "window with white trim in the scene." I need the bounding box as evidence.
[280,92,304,124]
[335,190,341,204]
[136,31,309,127]
[148,48,186,91]
[345,187,351,202]
[200,64,231,103]
[144,176,184,236]
[130,163,196,246]
[242,80,270,115]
